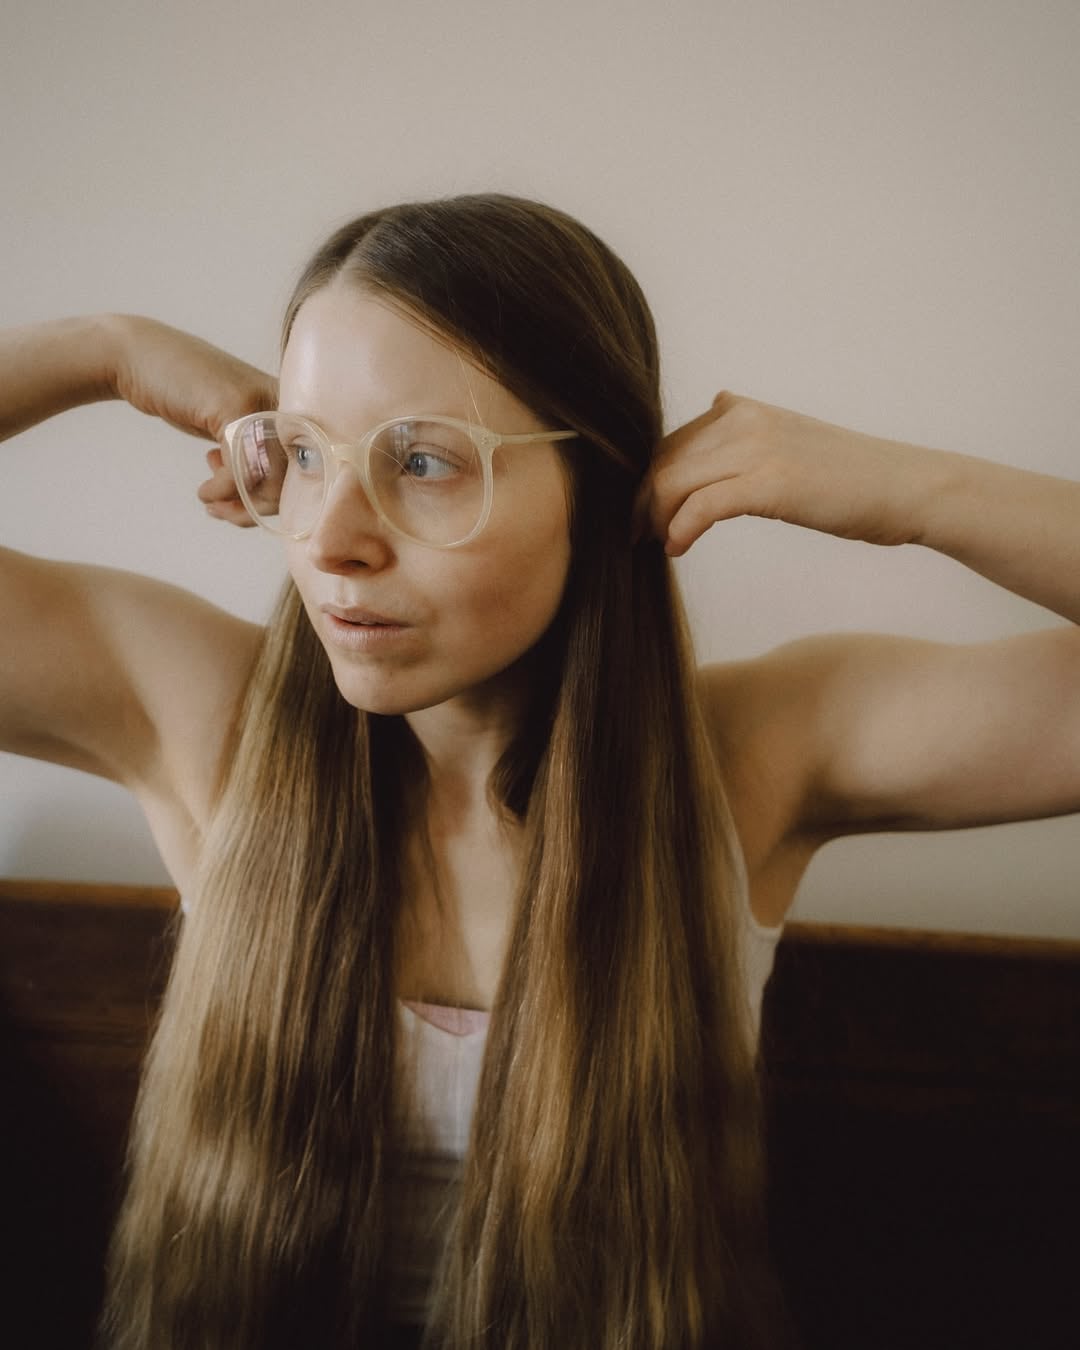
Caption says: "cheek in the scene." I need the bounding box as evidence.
[452,515,571,652]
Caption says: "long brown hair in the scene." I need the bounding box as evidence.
[102,195,785,1348]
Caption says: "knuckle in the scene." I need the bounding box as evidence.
[730,399,764,436]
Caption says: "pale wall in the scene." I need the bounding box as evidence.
[2,0,1078,936]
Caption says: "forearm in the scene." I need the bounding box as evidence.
[0,315,121,441]
[647,393,1080,627]
[910,446,1080,625]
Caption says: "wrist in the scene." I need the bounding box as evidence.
[94,313,140,402]
[910,445,1022,555]
[881,438,965,550]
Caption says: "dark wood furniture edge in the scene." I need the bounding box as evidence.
[5,876,1079,958]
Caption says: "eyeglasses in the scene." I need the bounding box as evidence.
[223,411,578,549]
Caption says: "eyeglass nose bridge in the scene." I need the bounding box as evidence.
[314,437,392,532]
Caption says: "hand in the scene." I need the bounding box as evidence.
[108,314,276,441]
[106,314,276,528]
[196,446,256,527]
[633,392,937,556]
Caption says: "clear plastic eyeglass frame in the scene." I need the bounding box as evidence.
[223,412,578,550]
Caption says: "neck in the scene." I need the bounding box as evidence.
[395,689,529,1009]
[403,680,525,828]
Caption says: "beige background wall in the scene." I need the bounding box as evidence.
[2,0,1077,935]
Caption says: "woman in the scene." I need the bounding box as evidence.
[3,195,1078,1349]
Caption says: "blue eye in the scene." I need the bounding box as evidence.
[374,421,478,486]
[404,449,455,479]
[288,443,320,473]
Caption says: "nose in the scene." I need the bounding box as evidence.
[304,461,394,572]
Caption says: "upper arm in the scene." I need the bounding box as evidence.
[704,628,1080,847]
[0,546,260,797]
[800,627,1080,832]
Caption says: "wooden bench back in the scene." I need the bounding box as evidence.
[2,879,1078,1349]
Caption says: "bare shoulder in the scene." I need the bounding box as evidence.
[697,632,896,812]
[695,638,852,926]
[93,564,263,806]
[697,626,1080,924]
[697,643,826,833]
[0,546,262,827]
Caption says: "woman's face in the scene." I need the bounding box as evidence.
[279,280,574,717]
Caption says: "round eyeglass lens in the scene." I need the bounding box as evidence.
[232,413,326,535]
[367,419,486,546]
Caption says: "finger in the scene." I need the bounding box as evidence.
[663,481,745,556]
[644,401,753,542]
[199,449,235,488]
[200,370,277,442]
[645,450,744,547]
[658,390,745,453]
[197,470,241,505]
[206,500,256,528]
[653,406,720,467]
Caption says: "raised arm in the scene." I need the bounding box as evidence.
[635,392,1080,625]
[0,315,272,813]
[0,316,115,440]
[635,394,1080,913]
[1,313,275,446]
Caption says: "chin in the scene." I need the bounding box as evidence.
[325,663,460,717]
[330,678,424,717]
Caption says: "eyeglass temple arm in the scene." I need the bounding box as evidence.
[498,430,578,444]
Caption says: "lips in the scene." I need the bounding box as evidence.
[321,603,408,626]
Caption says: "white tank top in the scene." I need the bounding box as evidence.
[386,905,784,1325]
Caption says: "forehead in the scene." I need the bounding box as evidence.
[279,280,528,432]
